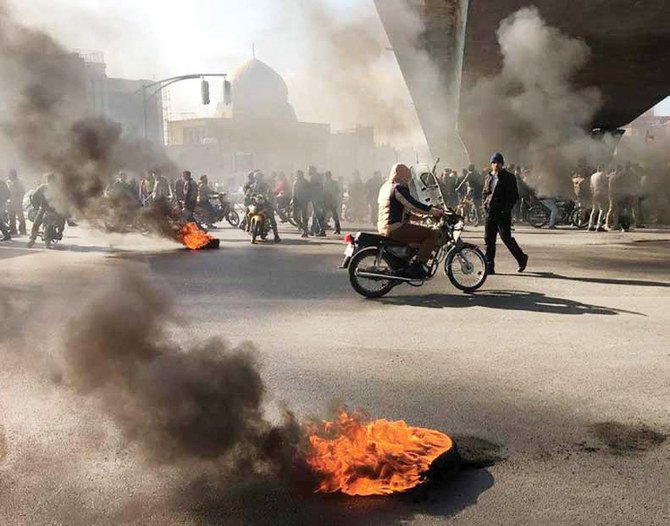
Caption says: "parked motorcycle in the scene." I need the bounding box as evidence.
[246,194,271,244]
[527,198,590,229]
[274,193,299,227]
[194,193,240,228]
[341,210,488,298]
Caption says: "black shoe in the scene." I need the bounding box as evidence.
[487,268,496,275]
[1,235,10,241]
[274,236,281,243]
[301,232,308,238]
[405,262,428,280]
[316,232,326,237]
[518,254,528,273]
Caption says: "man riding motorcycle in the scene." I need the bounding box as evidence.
[249,172,281,243]
[377,163,444,279]
[27,173,65,248]
[197,174,217,223]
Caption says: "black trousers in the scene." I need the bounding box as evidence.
[293,201,309,233]
[324,202,341,233]
[485,212,525,270]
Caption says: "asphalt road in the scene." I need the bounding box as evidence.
[1,220,669,525]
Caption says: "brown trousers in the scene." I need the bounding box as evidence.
[388,223,437,262]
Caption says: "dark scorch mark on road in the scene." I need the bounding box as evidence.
[590,422,667,454]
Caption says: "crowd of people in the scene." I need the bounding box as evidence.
[0,158,664,248]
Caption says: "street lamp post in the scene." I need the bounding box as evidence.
[139,73,230,142]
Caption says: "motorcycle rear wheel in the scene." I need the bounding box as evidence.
[348,247,397,299]
[528,205,549,228]
[445,243,487,293]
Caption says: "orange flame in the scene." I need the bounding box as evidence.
[307,409,454,496]
[179,222,214,250]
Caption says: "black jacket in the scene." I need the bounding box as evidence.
[482,168,519,217]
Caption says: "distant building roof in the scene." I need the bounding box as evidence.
[224,58,297,122]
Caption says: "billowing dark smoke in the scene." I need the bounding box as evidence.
[460,7,611,194]
[60,271,309,480]
[0,1,178,238]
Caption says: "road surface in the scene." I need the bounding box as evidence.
[1,221,668,525]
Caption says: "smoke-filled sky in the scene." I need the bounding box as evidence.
[5,0,669,146]
[6,0,426,145]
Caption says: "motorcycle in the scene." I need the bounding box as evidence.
[246,194,271,244]
[194,193,240,228]
[341,210,488,298]
[41,210,64,248]
[455,193,480,227]
[274,193,299,227]
[527,197,590,229]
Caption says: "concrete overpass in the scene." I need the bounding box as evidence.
[375,0,670,166]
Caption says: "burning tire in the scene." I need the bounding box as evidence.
[348,247,396,298]
[445,243,487,293]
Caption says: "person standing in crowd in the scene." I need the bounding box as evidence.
[7,169,26,237]
[292,170,310,237]
[466,164,484,215]
[181,170,198,222]
[139,172,154,204]
[588,165,608,232]
[0,176,11,241]
[151,169,171,203]
[482,152,528,275]
[605,165,625,231]
[348,171,365,221]
[308,167,326,237]
[323,171,341,235]
[365,171,382,226]
[173,173,185,205]
[622,162,642,229]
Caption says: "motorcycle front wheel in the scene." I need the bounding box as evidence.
[445,243,487,293]
[528,205,549,228]
[348,247,397,299]
[226,209,240,228]
[571,208,590,229]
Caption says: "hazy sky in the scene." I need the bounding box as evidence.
[6,0,669,137]
[7,0,417,130]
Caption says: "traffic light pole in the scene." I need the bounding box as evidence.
[140,73,229,141]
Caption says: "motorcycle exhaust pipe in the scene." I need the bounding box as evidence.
[355,271,415,283]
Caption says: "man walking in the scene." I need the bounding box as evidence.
[482,152,528,275]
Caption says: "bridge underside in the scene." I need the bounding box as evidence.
[375,0,670,166]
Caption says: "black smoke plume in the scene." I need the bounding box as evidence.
[60,271,310,482]
[0,1,179,239]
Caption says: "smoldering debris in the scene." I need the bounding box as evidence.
[0,0,178,239]
[460,7,610,194]
[59,270,310,483]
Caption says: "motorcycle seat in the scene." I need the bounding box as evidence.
[355,232,410,248]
